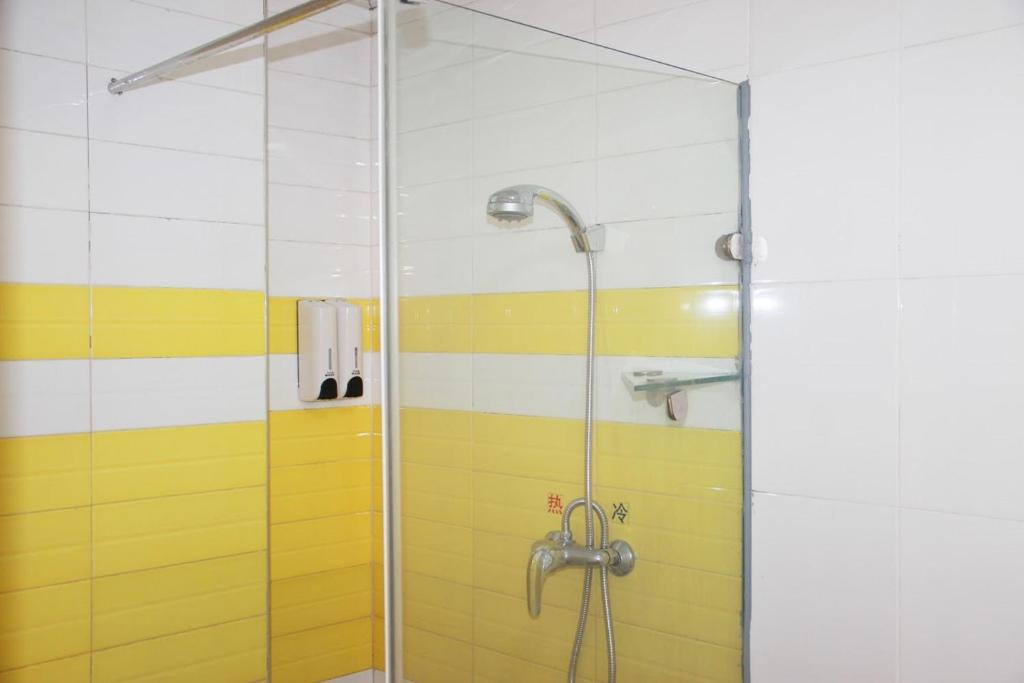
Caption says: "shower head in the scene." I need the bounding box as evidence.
[486,184,604,253]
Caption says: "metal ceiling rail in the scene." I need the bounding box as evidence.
[107,0,367,94]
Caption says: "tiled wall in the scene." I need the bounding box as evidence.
[393,3,743,681]
[264,2,381,682]
[747,1,1024,682]
[0,0,268,680]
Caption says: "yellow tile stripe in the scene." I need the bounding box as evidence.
[92,286,265,358]
[399,286,739,357]
[0,283,89,360]
[269,296,380,355]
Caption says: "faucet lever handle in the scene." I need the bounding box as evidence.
[527,545,553,619]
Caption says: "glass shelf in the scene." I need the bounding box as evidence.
[622,368,740,394]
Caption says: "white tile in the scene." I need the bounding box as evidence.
[472,39,597,119]
[750,493,899,683]
[398,352,473,412]
[595,0,748,75]
[0,0,86,62]
[596,141,738,223]
[599,214,740,289]
[89,140,263,223]
[86,0,264,94]
[88,66,263,159]
[268,127,371,192]
[268,20,372,85]
[473,98,596,177]
[396,62,472,133]
[401,352,741,430]
[471,213,739,294]
[397,179,475,243]
[269,352,377,411]
[750,53,899,283]
[268,71,371,139]
[900,26,1024,278]
[136,0,263,25]
[901,509,1024,683]
[470,0,595,44]
[92,356,266,430]
[395,6,474,80]
[751,280,899,505]
[91,214,264,290]
[902,0,1024,46]
[324,668,375,683]
[596,0,703,27]
[597,74,737,158]
[0,206,89,285]
[749,0,898,75]
[268,240,372,298]
[0,360,91,437]
[900,275,1024,520]
[269,184,373,245]
[268,0,374,33]
[397,237,473,297]
[0,50,87,136]
[0,128,88,211]
[396,122,473,187]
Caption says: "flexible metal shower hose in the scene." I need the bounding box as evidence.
[566,252,617,683]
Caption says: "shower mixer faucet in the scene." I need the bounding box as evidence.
[527,498,636,618]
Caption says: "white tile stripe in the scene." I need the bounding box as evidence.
[399,352,740,431]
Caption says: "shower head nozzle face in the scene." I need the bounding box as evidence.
[486,188,535,224]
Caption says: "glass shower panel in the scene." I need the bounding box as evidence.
[388,2,743,681]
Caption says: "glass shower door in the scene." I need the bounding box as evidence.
[383,2,745,681]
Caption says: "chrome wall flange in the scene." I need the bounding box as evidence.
[609,539,635,576]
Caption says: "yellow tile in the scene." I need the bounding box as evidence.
[270,407,373,468]
[272,619,371,683]
[595,422,741,504]
[0,507,90,592]
[398,287,739,357]
[402,461,472,527]
[93,487,266,577]
[0,654,90,683]
[403,626,472,683]
[613,622,740,683]
[0,283,89,360]
[472,412,582,484]
[473,646,596,683]
[372,616,385,671]
[473,588,598,679]
[93,552,267,650]
[402,518,472,585]
[93,616,266,683]
[398,295,472,353]
[270,296,379,355]
[0,582,90,671]
[0,433,89,515]
[400,408,472,470]
[271,513,371,580]
[402,573,472,643]
[598,286,739,358]
[271,565,372,637]
[92,286,265,358]
[270,461,372,524]
[94,421,266,504]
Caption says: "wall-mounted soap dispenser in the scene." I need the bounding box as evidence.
[298,299,363,402]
